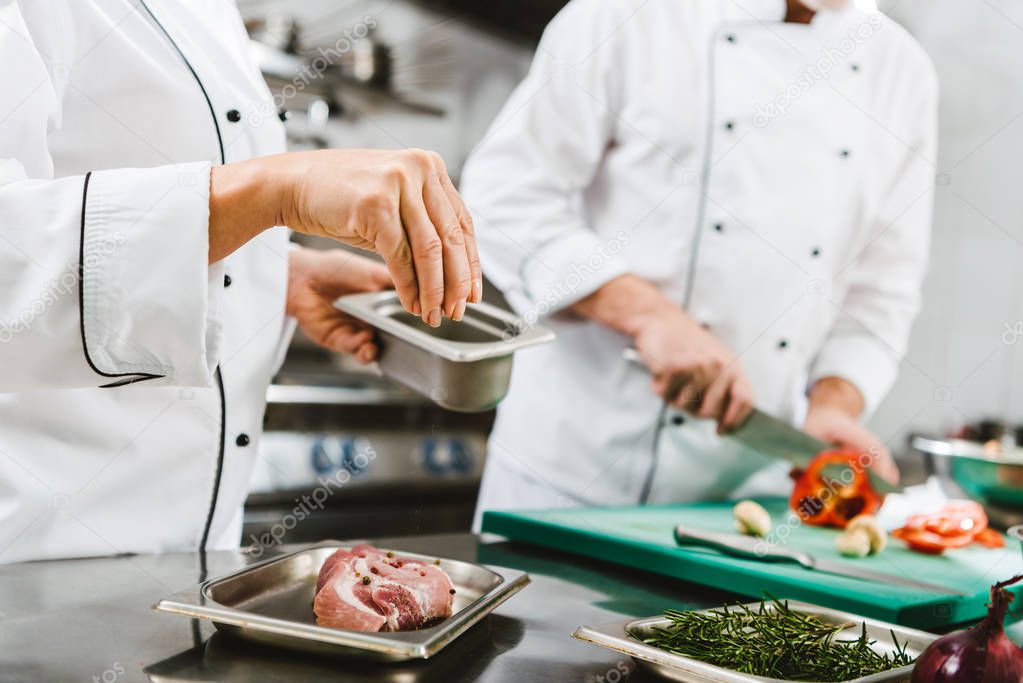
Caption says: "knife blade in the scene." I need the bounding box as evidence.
[621,348,898,495]
[729,408,899,496]
[674,524,965,596]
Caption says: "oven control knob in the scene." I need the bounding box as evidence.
[310,437,337,475]
[448,438,473,474]
[341,437,372,475]
[420,437,445,475]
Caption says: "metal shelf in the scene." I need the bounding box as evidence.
[266,383,425,407]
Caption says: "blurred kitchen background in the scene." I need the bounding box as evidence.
[236,0,1023,542]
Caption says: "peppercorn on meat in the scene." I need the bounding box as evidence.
[313,545,455,631]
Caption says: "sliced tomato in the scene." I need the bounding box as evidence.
[891,525,976,554]
[975,527,1006,549]
[892,500,1003,554]
[789,450,883,528]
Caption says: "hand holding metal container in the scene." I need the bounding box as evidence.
[334,292,555,412]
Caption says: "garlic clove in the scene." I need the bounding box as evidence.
[733,500,772,538]
[836,530,872,558]
[846,514,887,554]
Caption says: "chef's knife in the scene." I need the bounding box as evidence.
[674,524,966,596]
[621,348,898,495]
[727,406,898,496]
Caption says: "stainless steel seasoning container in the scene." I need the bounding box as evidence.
[335,292,555,412]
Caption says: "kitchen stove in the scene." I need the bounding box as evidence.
[243,349,492,542]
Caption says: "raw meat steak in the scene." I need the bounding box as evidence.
[313,544,455,631]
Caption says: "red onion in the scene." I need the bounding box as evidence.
[912,574,1023,682]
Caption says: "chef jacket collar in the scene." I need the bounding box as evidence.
[725,0,868,39]
[726,0,788,23]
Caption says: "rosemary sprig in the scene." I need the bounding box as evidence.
[637,596,915,682]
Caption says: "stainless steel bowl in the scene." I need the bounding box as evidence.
[912,436,1023,509]
[1008,525,1023,554]
[335,292,555,412]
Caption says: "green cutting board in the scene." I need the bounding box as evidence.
[482,498,1023,629]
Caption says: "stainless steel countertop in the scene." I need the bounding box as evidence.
[0,533,735,683]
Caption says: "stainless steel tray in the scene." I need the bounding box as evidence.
[335,291,554,412]
[572,601,937,682]
[154,543,530,661]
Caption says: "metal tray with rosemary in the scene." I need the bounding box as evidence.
[154,543,530,661]
[572,600,937,682]
[334,291,555,412]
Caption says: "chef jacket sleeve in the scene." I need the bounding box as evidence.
[458,0,632,317]
[808,59,939,417]
[0,5,223,391]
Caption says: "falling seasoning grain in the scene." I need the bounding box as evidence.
[361,576,371,585]
[386,551,395,558]
[449,589,456,595]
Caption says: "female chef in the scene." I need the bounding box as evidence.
[465,0,936,521]
[0,1,479,562]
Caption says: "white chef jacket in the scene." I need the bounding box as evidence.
[463,0,937,511]
[0,0,292,563]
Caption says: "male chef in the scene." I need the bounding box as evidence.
[465,0,936,519]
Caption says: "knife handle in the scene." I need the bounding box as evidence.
[622,348,690,404]
[674,525,813,569]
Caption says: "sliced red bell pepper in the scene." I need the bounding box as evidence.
[789,449,883,528]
